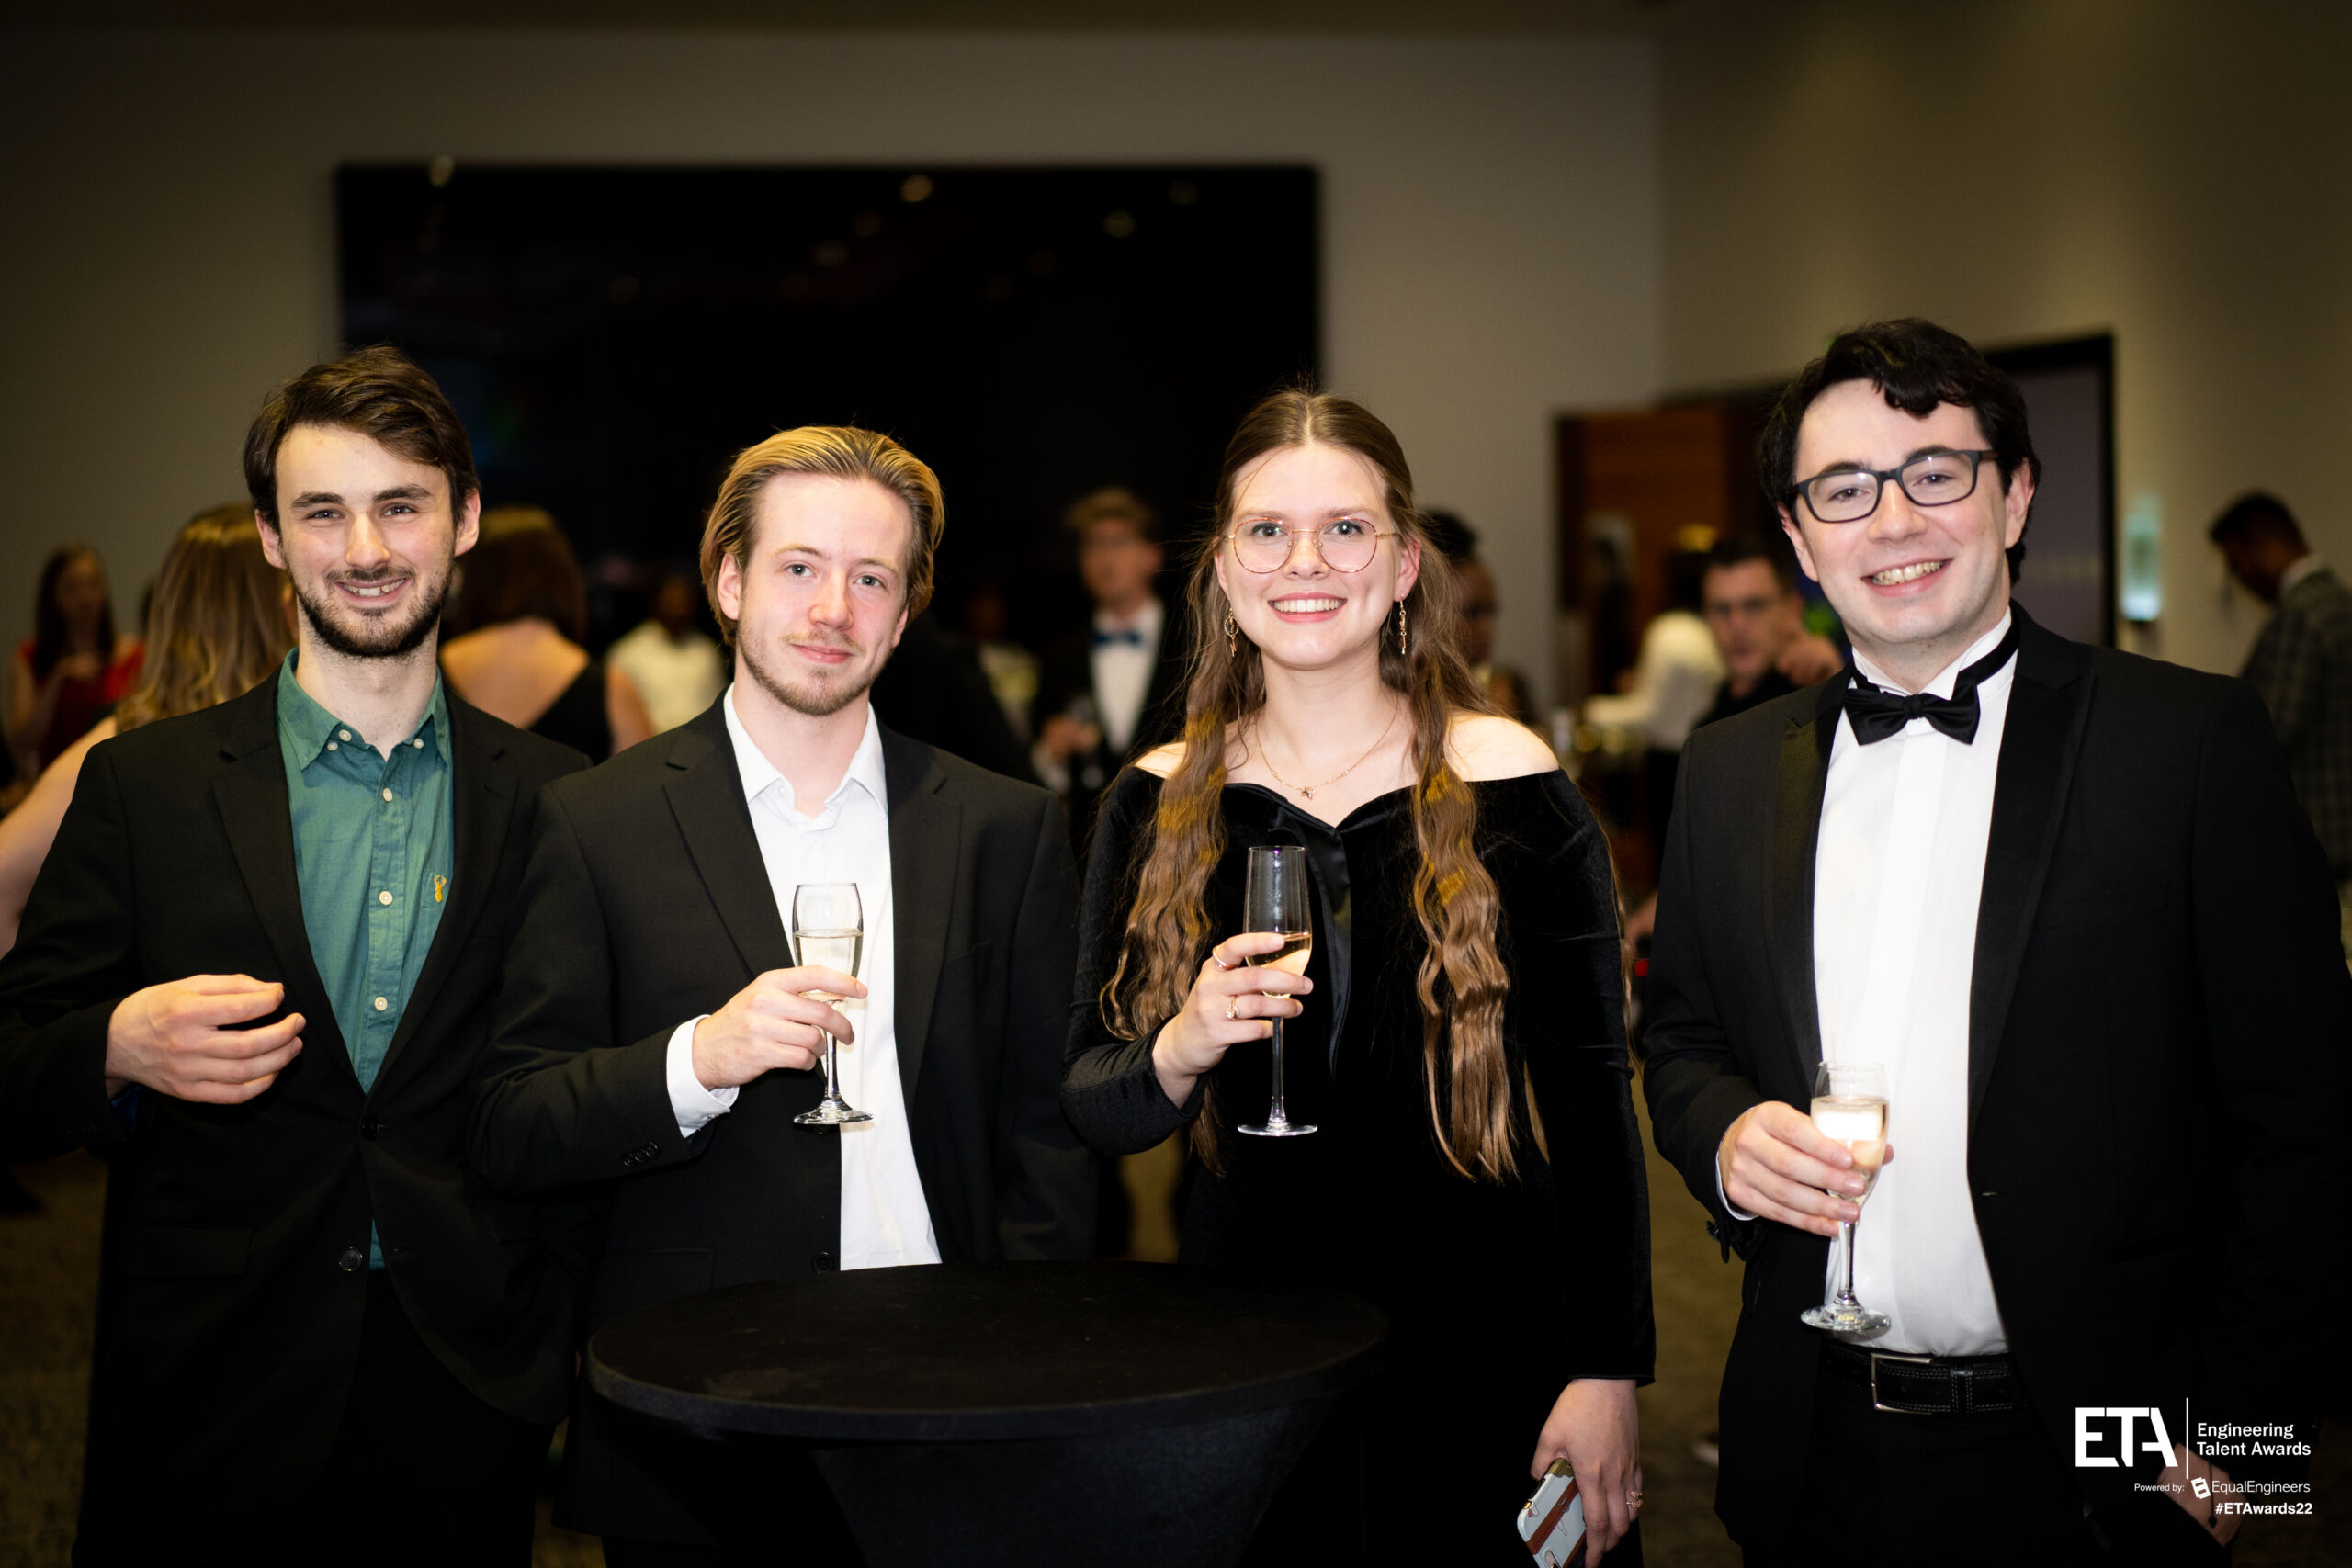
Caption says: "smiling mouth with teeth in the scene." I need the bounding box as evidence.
[1273,597,1343,613]
[1868,560,1945,587]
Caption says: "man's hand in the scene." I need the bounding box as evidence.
[2158,1450,2243,1545]
[1530,1378,1642,1559]
[1036,713,1101,766]
[690,966,865,1092]
[1718,1100,1888,1236]
[1777,631,1846,686]
[104,975,304,1102]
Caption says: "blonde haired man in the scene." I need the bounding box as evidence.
[471,426,1092,1562]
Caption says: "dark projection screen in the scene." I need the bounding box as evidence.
[336,164,1319,644]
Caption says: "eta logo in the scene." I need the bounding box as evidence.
[2074,1407,2177,1470]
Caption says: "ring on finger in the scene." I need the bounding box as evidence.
[1213,954,1233,970]
[1225,999,1238,1021]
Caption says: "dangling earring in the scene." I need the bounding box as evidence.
[1396,600,1409,656]
[1225,609,1238,659]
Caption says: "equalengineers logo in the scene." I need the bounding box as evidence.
[2075,1407,2177,1470]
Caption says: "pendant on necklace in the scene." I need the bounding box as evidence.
[1299,785,1315,799]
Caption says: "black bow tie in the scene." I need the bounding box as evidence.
[1093,626,1146,648]
[1842,618,2020,745]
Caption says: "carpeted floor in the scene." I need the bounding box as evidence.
[5,1081,2345,1565]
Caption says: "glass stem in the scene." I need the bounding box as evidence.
[1838,1215,1860,1305]
[821,1031,842,1103]
[1266,1016,1289,1127]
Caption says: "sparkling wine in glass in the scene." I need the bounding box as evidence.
[790,882,871,1127]
[1800,1060,1888,1334]
[1237,845,1316,1138]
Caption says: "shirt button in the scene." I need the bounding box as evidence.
[378,890,393,906]
[338,730,352,741]
[325,741,337,751]
[373,997,388,1011]
[381,787,393,802]
[413,738,424,750]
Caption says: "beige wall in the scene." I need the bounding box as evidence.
[1654,0,2352,675]
[0,27,1660,716]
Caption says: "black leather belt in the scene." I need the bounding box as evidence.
[1820,1338,2021,1415]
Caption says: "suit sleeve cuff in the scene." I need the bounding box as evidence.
[664,1017,736,1138]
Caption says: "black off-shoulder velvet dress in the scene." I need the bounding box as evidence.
[1063,768,1655,1561]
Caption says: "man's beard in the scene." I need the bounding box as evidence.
[292,569,447,660]
[741,633,882,718]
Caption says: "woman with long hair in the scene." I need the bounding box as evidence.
[438,505,653,760]
[0,505,293,954]
[8,545,144,778]
[1063,389,1653,1561]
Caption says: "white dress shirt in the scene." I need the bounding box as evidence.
[1584,609,1726,751]
[1091,596,1163,756]
[1811,610,2017,1355]
[662,688,941,1273]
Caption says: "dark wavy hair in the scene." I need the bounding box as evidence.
[1758,318,2041,581]
[243,344,479,525]
[448,507,588,642]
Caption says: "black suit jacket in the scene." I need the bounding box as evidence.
[1642,605,2349,1547]
[1032,603,1188,851]
[0,681,588,1548]
[469,702,1093,1543]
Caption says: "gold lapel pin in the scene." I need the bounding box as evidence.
[434,874,448,904]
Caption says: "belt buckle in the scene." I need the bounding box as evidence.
[1869,1350,1935,1414]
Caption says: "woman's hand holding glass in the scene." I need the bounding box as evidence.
[1149,932,1313,1110]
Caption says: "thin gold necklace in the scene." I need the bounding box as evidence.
[1256,705,1401,801]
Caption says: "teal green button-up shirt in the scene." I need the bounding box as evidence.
[276,655,454,1266]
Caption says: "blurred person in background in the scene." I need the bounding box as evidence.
[440,505,655,760]
[0,505,293,956]
[1033,487,1187,847]
[1425,510,1532,722]
[1621,533,1841,952]
[962,580,1040,744]
[2211,491,2352,954]
[1584,535,1726,861]
[9,545,144,777]
[607,568,727,733]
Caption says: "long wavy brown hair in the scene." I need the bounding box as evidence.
[112,505,292,734]
[1102,388,1520,1180]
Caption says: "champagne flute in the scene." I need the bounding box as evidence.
[789,882,871,1127]
[1237,845,1316,1138]
[1800,1060,1888,1333]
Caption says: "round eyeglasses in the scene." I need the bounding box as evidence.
[1789,449,1993,525]
[1227,518,1391,574]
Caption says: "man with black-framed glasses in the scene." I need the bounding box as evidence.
[1642,317,2346,1565]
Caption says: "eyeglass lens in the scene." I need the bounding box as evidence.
[1231,520,1381,572]
[1804,451,1982,523]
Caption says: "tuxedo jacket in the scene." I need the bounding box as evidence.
[1032,606,1188,851]
[0,681,589,1548]
[468,703,1093,1543]
[1642,605,2350,1547]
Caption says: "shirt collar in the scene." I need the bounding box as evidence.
[1093,595,1163,643]
[2280,554,2325,596]
[722,683,886,821]
[1850,607,2015,702]
[274,649,451,769]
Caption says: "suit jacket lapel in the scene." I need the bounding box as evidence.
[372,697,516,1097]
[209,683,355,1089]
[665,706,793,978]
[1966,606,2094,1134]
[882,728,958,1106]
[1768,682,1840,1082]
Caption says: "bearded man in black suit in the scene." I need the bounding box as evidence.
[0,347,587,1565]
[1644,319,2348,1567]
[469,425,1092,1563]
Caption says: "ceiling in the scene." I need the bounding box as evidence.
[0,0,1663,32]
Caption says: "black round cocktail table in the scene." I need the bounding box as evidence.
[586,1259,1388,1567]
